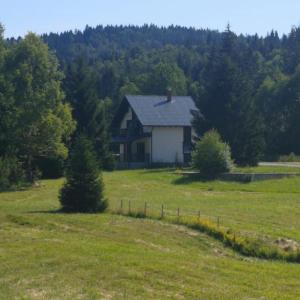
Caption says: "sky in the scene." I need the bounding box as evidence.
[1,0,300,38]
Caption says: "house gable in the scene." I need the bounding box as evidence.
[112,94,198,166]
[125,95,197,127]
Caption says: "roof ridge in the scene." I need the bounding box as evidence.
[124,95,198,126]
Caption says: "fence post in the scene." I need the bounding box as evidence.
[177,207,180,222]
[144,202,147,216]
[198,210,200,222]
[120,199,123,212]
[217,216,220,227]
[129,200,131,214]
[161,204,164,219]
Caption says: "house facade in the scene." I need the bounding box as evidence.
[112,94,198,168]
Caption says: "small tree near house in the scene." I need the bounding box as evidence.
[59,135,107,213]
[192,130,233,178]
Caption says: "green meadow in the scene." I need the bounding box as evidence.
[107,167,300,241]
[1,166,300,299]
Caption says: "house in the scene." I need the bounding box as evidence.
[112,92,198,168]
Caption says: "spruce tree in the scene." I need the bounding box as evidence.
[86,98,115,170]
[64,57,114,170]
[60,135,107,213]
[0,23,9,157]
[194,26,265,166]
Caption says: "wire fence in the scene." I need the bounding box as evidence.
[109,199,300,263]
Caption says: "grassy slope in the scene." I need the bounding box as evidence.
[0,167,300,299]
[106,167,300,241]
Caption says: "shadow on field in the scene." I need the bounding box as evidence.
[27,209,63,214]
[27,209,103,215]
[140,168,176,174]
[172,174,211,185]
[172,174,250,185]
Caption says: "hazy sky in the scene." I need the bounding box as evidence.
[1,0,300,38]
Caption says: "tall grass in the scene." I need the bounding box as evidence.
[112,208,300,263]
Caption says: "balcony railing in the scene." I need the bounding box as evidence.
[119,128,128,136]
[112,127,151,144]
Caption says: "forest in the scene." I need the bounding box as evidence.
[42,24,300,159]
[2,23,300,187]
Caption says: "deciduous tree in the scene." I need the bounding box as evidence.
[6,33,75,181]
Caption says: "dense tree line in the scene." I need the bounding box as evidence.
[2,23,300,190]
[40,24,300,163]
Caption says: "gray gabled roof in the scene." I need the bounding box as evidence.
[125,95,198,126]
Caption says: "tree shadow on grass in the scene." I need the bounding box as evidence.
[139,168,176,174]
[172,174,251,185]
[172,174,213,185]
[27,209,64,214]
[27,208,106,215]
[0,183,34,194]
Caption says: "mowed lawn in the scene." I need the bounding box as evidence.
[106,167,300,241]
[0,167,299,299]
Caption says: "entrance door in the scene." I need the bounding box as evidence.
[183,127,192,145]
[136,142,145,162]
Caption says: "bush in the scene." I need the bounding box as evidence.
[192,130,232,178]
[0,156,25,191]
[279,153,300,162]
[59,135,107,213]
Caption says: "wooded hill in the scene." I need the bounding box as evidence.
[2,24,300,188]
[40,24,300,159]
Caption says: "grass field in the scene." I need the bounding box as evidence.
[1,166,300,299]
[107,166,300,242]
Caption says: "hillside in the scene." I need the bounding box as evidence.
[1,168,300,299]
[40,24,300,157]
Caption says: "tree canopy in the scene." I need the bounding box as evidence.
[1,30,75,182]
[2,23,300,183]
[39,24,300,161]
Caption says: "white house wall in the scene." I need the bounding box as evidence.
[152,127,184,163]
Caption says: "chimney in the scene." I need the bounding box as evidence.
[167,87,172,102]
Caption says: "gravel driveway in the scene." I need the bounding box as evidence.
[259,162,300,168]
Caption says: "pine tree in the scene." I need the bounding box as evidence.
[87,98,115,170]
[60,135,107,213]
[64,57,97,131]
[0,23,8,157]
[64,57,114,170]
